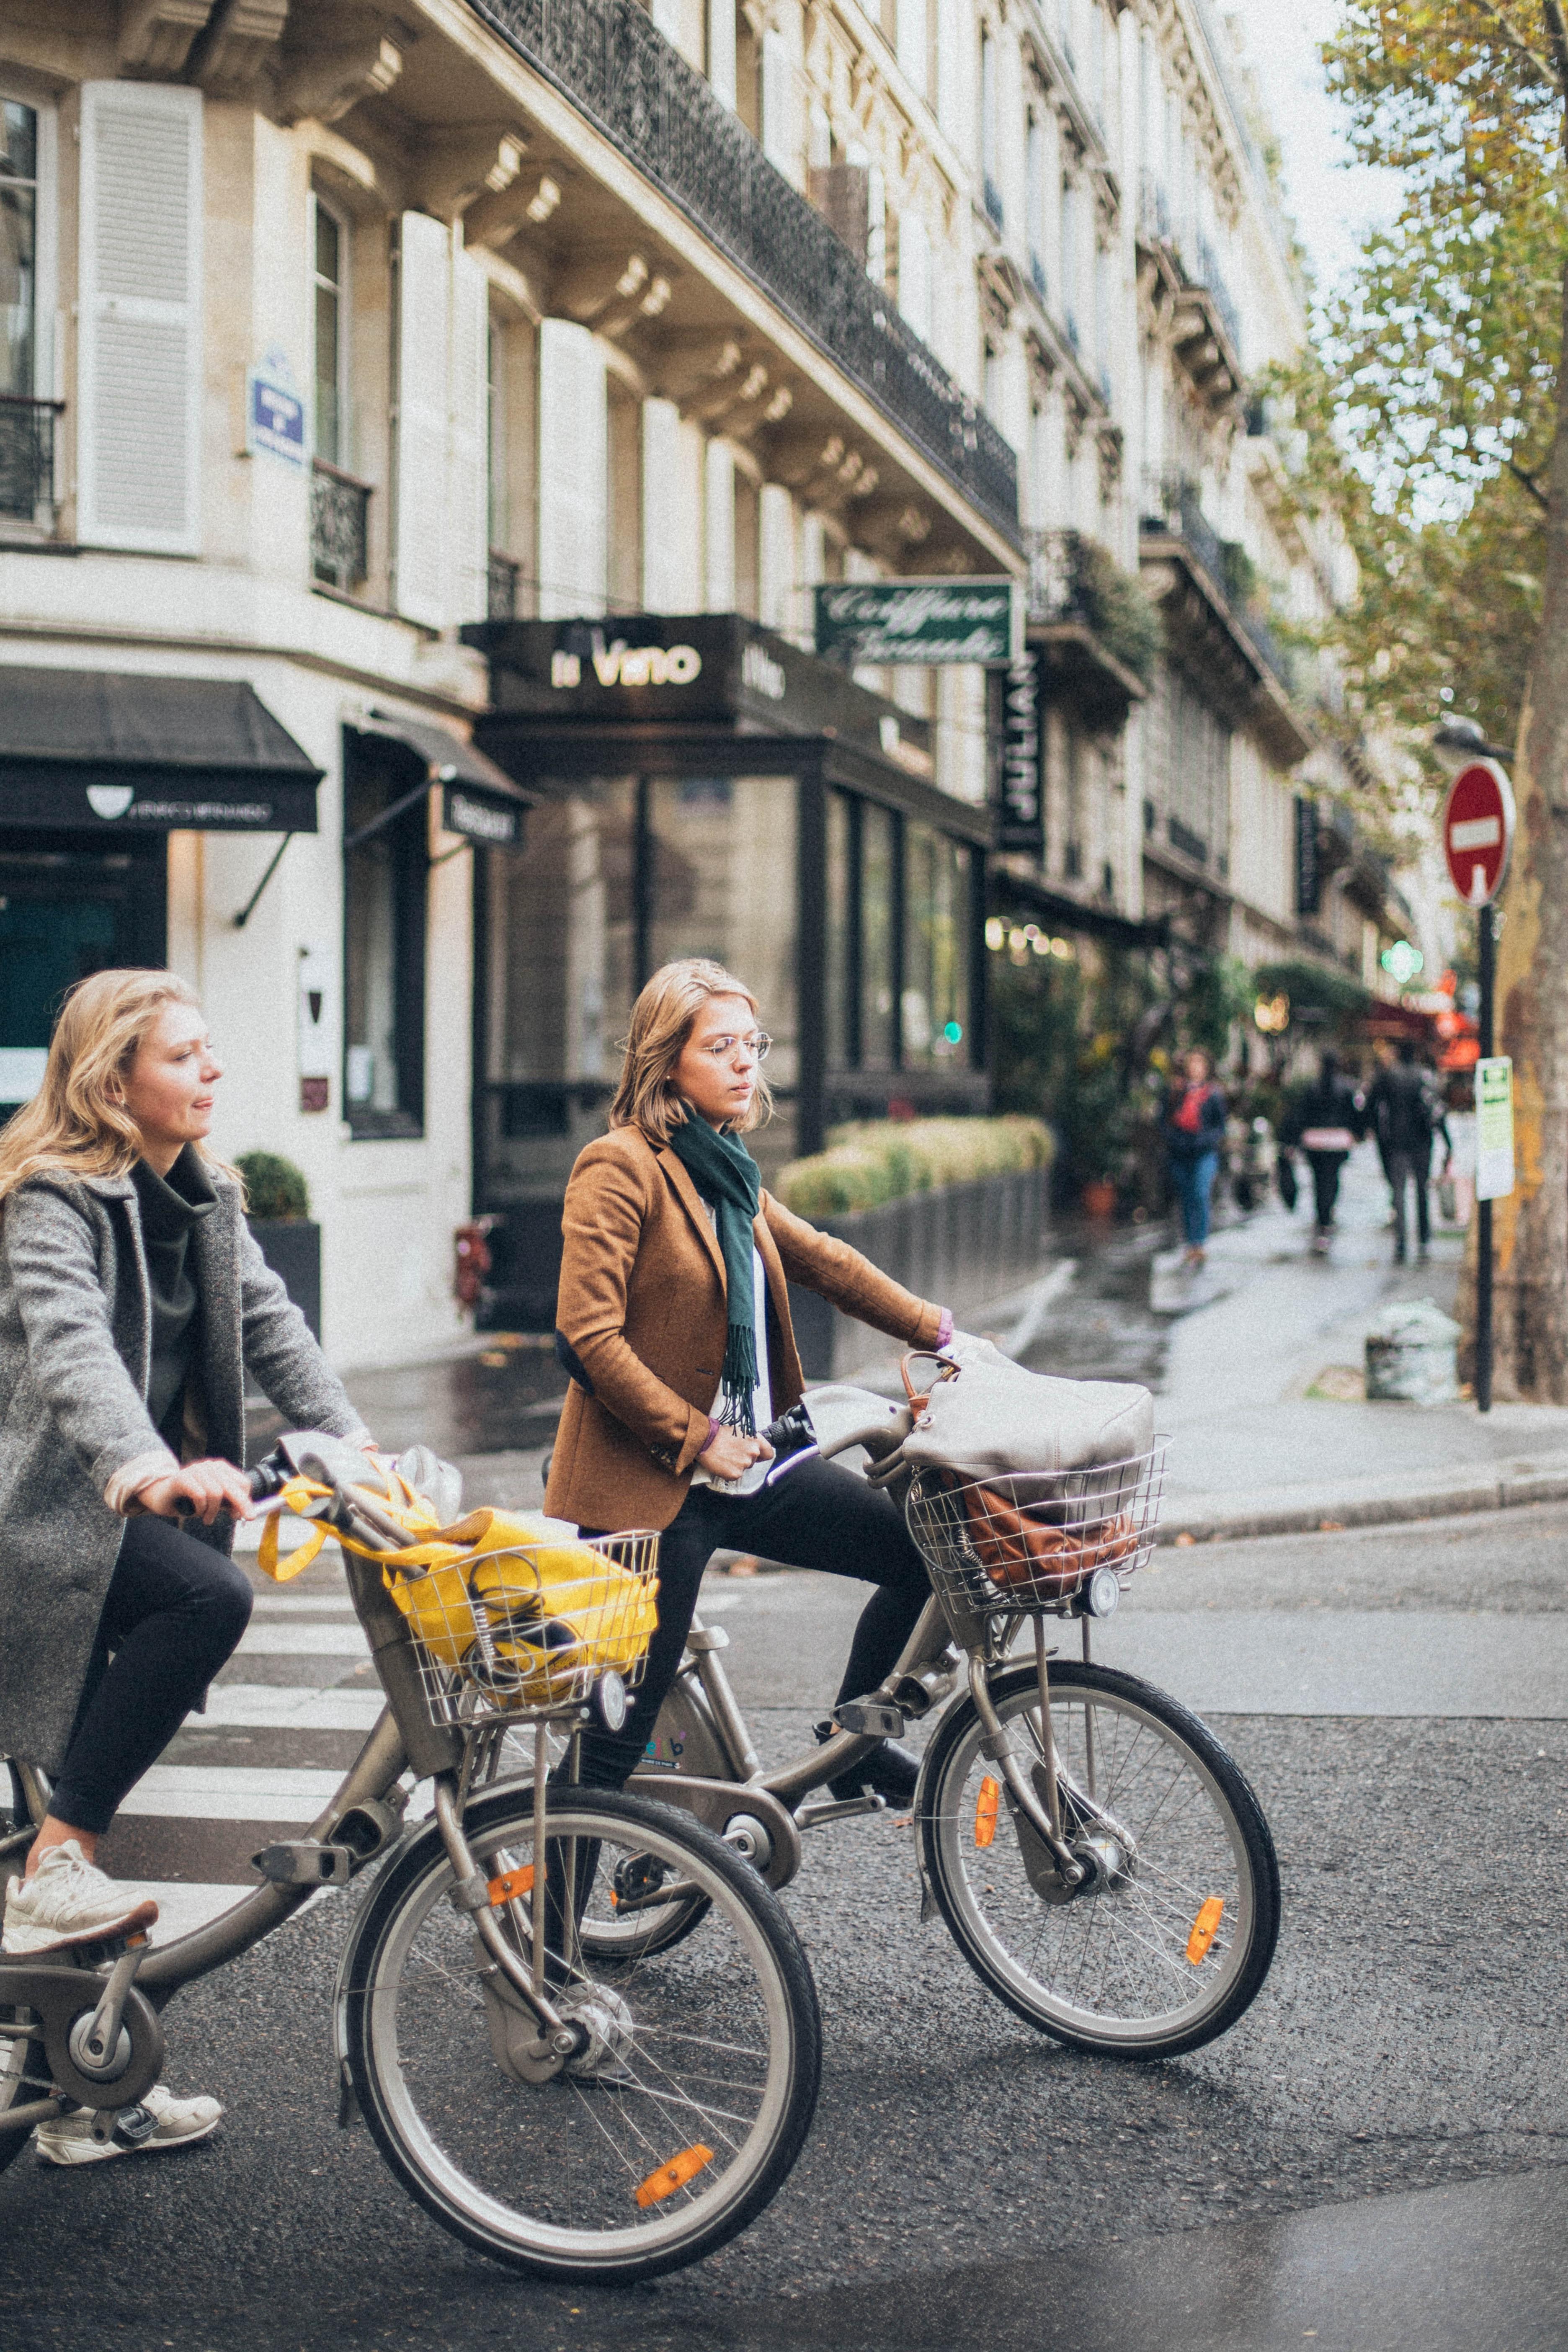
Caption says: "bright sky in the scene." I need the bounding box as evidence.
[1225,0,1403,300]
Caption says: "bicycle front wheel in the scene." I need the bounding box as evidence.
[340,1786,820,2281]
[918,1659,1280,2058]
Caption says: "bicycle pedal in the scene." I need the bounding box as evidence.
[252,1842,353,1887]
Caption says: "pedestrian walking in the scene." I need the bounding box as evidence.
[1161,1048,1227,1269]
[1281,1051,1362,1255]
[1365,1041,1450,1263]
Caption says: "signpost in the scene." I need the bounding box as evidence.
[1443,757,1517,1412]
[813,578,1019,668]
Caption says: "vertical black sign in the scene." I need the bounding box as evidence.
[999,649,1044,855]
[1294,794,1320,916]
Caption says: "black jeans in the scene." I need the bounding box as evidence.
[574,1453,932,1789]
[1307,1152,1348,1232]
[50,1514,254,1836]
[1387,1146,1432,1257]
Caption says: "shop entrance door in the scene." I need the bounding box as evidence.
[0,833,167,1110]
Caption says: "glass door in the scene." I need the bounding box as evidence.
[0,834,167,1110]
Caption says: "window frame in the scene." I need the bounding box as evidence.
[0,84,57,529]
[308,186,351,471]
[341,732,429,1142]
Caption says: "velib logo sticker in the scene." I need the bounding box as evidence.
[86,785,135,820]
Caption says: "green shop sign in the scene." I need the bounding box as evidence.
[814,578,1019,667]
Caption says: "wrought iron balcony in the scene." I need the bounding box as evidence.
[1139,473,1303,706]
[310,459,371,591]
[0,395,62,523]
[471,0,1018,541]
[487,547,522,620]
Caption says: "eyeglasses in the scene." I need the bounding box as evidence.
[696,1032,772,1063]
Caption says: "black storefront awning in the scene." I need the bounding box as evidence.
[349,709,535,846]
[0,667,323,832]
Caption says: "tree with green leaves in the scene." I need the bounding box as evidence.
[1312,1,1568,1398]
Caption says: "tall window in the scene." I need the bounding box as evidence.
[0,101,37,400]
[980,32,1002,225]
[310,193,348,468]
[1060,175,1079,348]
[903,826,971,1064]
[1026,111,1047,299]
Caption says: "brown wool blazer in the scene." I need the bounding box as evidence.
[544,1124,944,1533]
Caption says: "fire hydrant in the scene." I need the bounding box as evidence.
[454,1217,495,1308]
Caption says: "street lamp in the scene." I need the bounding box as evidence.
[1431,715,1511,774]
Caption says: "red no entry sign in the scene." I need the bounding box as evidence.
[1443,759,1515,905]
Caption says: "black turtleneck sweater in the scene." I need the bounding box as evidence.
[130,1144,217,1449]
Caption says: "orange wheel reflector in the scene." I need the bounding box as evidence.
[488,1866,534,1906]
[975,1777,1000,1849]
[1186,1897,1224,1964]
[635,2143,715,2209]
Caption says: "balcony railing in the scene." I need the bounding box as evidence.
[0,395,62,522]
[471,0,1018,541]
[1139,472,1298,698]
[487,547,522,620]
[1026,526,1160,689]
[310,459,371,591]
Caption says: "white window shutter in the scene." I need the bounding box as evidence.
[77,81,202,555]
[447,245,490,625]
[536,318,606,618]
[394,210,450,629]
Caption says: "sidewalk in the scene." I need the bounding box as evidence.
[1147,1143,1568,1541]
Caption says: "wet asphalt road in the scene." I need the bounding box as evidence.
[4,1507,1566,2352]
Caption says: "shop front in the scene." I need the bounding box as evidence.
[462,614,993,1328]
[0,668,321,1112]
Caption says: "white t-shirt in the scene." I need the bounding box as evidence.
[689,1214,772,1489]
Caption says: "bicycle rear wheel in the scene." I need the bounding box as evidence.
[340,1785,820,2280]
[918,1659,1279,2058]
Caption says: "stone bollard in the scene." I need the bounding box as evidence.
[1364,1298,1462,1404]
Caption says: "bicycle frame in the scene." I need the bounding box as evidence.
[0,1533,605,2128]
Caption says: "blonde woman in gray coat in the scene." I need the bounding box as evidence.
[0,968,374,2165]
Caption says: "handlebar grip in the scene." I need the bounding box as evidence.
[171,1494,195,1517]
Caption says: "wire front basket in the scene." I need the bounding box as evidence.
[906,1445,1169,1620]
[389,1529,661,1728]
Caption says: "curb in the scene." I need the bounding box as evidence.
[1158,1462,1568,1546]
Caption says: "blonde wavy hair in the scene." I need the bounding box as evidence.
[609,958,773,1142]
[0,969,237,1205]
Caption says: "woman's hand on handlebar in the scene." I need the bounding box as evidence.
[137,1459,257,1526]
[699,1426,775,1482]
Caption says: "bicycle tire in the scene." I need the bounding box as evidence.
[0,1769,51,2175]
[918,1658,1280,2058]
[340,1785,820,2281]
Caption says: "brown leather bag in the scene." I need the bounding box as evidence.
[942,1470,1139,1598]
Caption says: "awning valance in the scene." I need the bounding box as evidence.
[0,667,322,832]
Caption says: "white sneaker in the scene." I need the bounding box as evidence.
[34,2083,222,2166]
[1,1841,158,1955]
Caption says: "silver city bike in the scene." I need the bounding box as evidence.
[554,1371,1282,2061]
[0,1433,821,2282]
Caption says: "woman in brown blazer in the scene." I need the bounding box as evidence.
[547,957,953,1803]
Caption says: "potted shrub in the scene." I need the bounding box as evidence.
[235,1150,321,1340]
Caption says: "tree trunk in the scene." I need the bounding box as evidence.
[1469,257,1568,1398]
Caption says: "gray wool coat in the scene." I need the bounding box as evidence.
[0,1167,367,1774]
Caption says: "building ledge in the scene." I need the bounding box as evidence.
[1031,616,1147,725]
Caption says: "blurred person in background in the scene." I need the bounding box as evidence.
[1281,1051,1363,1256]
[1161,1048,1227,1269]
[1366,1041,1450,1264]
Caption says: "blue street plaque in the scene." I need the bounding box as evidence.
[247,347,305,465]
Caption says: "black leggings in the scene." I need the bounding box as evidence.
[51,1514,254,1836]
[574,1452,932,1789]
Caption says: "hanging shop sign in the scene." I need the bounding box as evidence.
[246,347,306,467]
[441,783,521,846]
[1294,794,1321,917]
[813,578,1019,668]
[998,648,1044,855]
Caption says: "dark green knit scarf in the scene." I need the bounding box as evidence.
[669,1111,761,1434]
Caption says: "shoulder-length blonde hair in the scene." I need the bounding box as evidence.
[0,968,236,1206]
[609,958,773,1142]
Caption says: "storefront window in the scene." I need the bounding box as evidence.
[0,102,36,402]
[859,800,897,1069]
[646,775,797,1076]
[343,753,426,1137]
[903,825,971,1064]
